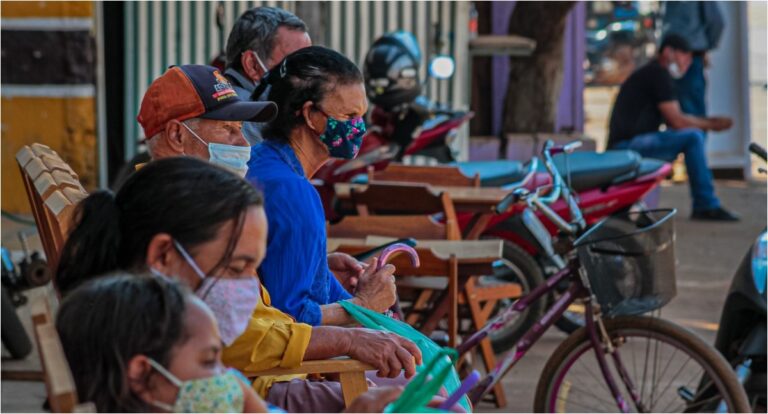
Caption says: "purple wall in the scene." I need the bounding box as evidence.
[490,1,585,134]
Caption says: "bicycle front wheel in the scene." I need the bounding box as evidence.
[534,315,750,413]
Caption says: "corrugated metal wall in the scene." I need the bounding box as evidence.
[122,1,469,159]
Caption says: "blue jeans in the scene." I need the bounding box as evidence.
[613,128,720,211]
[676,55,707,117]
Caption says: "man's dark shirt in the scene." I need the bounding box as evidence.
[608,60,677,148]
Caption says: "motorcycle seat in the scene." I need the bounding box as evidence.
[551,150,643,191]
[454,160,527,187]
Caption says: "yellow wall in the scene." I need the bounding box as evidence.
[2,97,97,212]
[1,1,97,214]
[1,1,93,18]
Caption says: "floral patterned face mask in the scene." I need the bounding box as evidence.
[315,108,366,160]
[147,359,245,413]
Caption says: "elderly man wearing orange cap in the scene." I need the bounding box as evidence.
[137,64,277,177]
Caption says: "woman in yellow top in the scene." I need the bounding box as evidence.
[55,157,421,412]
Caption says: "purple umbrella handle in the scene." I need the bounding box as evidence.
[376,243,419,319]
[438,370,481,411]
[376,243,420,271]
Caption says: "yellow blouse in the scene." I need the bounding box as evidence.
[222,284,313,397]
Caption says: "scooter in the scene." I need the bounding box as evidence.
[713,142,767,411]
[1,231,51,359]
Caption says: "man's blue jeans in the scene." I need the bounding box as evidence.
[613,128,720,212]
[676,55,707,118]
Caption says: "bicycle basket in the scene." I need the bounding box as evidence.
[573,209,677,317]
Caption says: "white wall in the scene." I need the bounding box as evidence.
[705,1,752,173]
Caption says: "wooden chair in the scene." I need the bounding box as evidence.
[30,297,94,413]
[349,182,462,240]
[368,163,480,187]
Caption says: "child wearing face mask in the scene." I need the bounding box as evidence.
[56,273,270,413]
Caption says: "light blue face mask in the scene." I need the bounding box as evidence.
[182,121,251,177]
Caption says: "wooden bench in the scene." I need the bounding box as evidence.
[16,144,88,272]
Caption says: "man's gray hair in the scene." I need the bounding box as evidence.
[225,6,307,72]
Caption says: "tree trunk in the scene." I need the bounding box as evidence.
[501,2,575,135]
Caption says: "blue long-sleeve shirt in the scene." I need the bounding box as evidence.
[246,141,352,326]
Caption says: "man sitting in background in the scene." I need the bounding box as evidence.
[607,34,738,221]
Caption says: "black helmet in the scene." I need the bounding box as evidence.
[364,31,422,110]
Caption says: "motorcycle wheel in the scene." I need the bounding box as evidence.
[1,286,32,359]
[479,242,546,353]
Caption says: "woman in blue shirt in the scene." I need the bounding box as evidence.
[246,46,397,326]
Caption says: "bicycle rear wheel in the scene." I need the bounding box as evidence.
[534,315,750,413]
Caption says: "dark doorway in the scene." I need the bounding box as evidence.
[102,2,125,186]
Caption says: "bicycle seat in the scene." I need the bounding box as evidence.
[454,160,527,187]
[552,150,641,191]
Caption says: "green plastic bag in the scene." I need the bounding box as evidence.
[385,347,457,413]
[339,301,471,412]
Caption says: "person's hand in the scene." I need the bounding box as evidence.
[344,386,403,413]
[709,116,733,131]
[328,252,365,291]
[346,328,422,378]
[354,258,397,312]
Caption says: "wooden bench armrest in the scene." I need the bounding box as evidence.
[36,323,78,413]
[243,358,373,377]
[244,358,373,407]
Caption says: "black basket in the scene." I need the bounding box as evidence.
[573,209,677,317]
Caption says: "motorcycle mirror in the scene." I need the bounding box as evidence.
[428,55,455,80]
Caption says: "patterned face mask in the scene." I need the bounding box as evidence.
[147,359,245,413]
[173,240,261,346]
[315,108,366,160]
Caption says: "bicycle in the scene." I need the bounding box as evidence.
[460,141,750,412]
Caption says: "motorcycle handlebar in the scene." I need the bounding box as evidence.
[749,143,767,162]
[546,140,583,155]
[495,158,539,214]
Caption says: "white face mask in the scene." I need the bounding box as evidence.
[668,62,684,79]
[181,121,251,178]
[173,240,261,346]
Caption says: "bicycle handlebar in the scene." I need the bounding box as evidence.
[495,139,587,235]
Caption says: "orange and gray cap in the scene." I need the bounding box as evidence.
[137,64,277,139]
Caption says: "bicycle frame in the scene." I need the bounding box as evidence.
[460,140,647,412]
